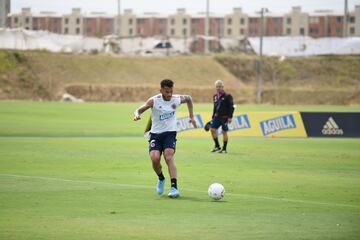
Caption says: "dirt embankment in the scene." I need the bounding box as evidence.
[215,55,360,105]
[1,50,359,104]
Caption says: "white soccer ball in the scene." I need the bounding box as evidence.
[208,183,225,200]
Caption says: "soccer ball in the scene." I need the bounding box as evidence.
[208,183,225,200]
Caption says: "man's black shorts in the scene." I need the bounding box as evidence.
[149,131,177,152]
[210,117,229,132]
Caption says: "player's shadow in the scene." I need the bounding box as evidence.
[176,195,208,202]
[157,195,228,203]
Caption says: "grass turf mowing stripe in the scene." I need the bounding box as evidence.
[1,173,358,209]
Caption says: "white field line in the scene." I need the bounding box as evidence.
[1,173,359,209]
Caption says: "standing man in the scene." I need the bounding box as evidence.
[133,79,197,198]
[210,80,234,154]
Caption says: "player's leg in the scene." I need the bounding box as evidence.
[163,148,177,180]
[210,118,221,152]
[149,134,165,195]
[163,148,179,198]
[219,119,229,153]
[149,150,162,175]
[162,132,179,198]
[149,150,166,195]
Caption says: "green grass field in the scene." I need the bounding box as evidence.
[1,101,360,240]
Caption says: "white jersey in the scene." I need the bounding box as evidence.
[150,94,181,133]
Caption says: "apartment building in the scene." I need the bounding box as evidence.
[120,9,136,37]
[84,12,114,37]
[8,8,61,33]
[224,8,248,38]
[0,0,11,28]
[62,8,83,35]
[6,6,360,39]
[284,7,308,36]
[189,13,224,52]
[308,12,327,38]
[9,7,32,29]
[346,5,360,36]
[168,8,191,38]
[266,14,284,36]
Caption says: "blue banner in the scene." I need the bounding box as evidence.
[177,114,204,132]
[260,114,296,136]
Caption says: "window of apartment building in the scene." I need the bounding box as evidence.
[249,18,257,24]
[227,28,232,35]
[76,28,80,34]
[350,27,355,34]
[137,19,145,24]
[64,28,68,34]
[14,17,18,24]
[191,29,197,35]
[336,16,343,23]
[159,19,167,24]
[170,29,175,35]
[349,16,355,23]
[300,28,305,35]
[327,27,331,35]
[171,19,175,25]
[191,19,200,24]
[336,28,342,34]
[159,28,165,35]
[76,18,80,24]
[65,18,69,24]
[249,28,257,34]
[240,28,244,35]
[183,28,187,36]
[25,18,29,24]
[240,18,245,25]
[227,18,232,25]
[287,18,291,24]
[309,28,319,34]
[129,19,133,25]
[129,28,133,35]
[274,28,282,34]
[183,18,187,25]
[273,18,282,23]
[309,17,319,24]
[286,28,291,35]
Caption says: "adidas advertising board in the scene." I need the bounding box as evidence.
[300,112,360,138]
[322,117,343,135]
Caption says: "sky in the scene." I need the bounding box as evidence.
[10,0,360,15]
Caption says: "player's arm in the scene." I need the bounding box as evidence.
[180,95,197,128]
[227,94,235,123]
[212,95,216,119]
[133,98,153,121]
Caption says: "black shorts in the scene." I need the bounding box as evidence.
[149,131,177,153]
[210,117,229,131]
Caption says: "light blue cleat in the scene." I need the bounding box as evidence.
[168,187,180,198]
[156,179,165,195]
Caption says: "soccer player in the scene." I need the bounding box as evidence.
[133,79,197,198]
[210,80,234,154]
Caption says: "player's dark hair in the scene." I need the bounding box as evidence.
[160,79,174,88]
